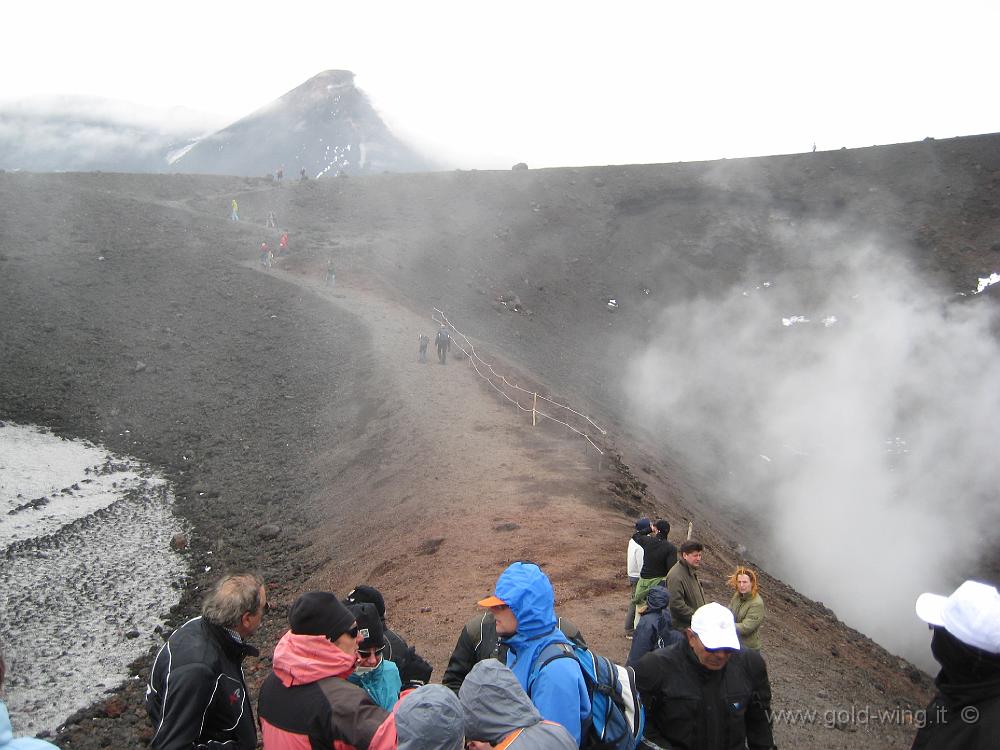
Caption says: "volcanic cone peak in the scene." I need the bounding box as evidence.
[170,69,434,178]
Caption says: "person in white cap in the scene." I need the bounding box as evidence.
[633,602,776,750]
[911,579,1000,749]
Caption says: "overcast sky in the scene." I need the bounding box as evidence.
[4,1,998,169]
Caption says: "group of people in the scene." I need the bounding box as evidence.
[625,518,765,663]
[418,326,451,364]
[3,559,997,750]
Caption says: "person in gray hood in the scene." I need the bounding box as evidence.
[460,660,577,750]
[396,684,465,750]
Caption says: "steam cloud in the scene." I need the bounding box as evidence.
[624,228,1000,669]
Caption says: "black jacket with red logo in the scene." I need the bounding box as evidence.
[146,616,259,750]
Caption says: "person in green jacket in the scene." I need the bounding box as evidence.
[666,540,707,631]
[728,566,765,650]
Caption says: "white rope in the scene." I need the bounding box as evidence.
[431,309,605,455]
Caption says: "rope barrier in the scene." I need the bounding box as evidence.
[431,308,606,455]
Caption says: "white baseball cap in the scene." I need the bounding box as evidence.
[691,602,741,650]
[915,580,1000,655]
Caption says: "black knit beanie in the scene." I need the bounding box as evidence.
[289,591,356,641]
[347,602,385,651]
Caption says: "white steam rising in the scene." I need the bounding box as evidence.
[625,235,1000,669]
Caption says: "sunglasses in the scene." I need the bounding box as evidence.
[358,647,385,659]
[346,625,359,638]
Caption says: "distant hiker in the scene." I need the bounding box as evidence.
[436,325,451,364]
[911,580,1000,749]
[626,584,683,667]
[257,591,398,750]
[279,232,289,255]
[276,166,284,183]
[1,648,59,749]
[300,167,308,180]
[460,660,577,750]
[666,539,706,631]
[146,571,267,750]
[326,259,336,286]
[626,517,652,637]
[441,611,585,694]
[346,602,402,710]
[476,562,590,744]
[266,211,277,228]
[344,585,433,689]
[231,199,239,221]
[418,333,429,363]
[634,602,776,750]
[632,519,678,618]
[260,242,272,268]
[728,566,765,651]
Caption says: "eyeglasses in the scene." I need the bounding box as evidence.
[263,602,271,614]
[358,648,384,659]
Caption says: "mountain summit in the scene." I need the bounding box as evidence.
[170,70,434,177]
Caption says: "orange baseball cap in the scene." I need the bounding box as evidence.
[477,595,506,607]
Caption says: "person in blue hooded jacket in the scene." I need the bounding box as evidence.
[477,562,590,745]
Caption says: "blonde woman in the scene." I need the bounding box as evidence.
[727,566,765,650]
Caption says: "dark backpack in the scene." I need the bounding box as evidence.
[528,641,645,750]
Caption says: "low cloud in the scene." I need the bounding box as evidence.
[624,227,1000,668]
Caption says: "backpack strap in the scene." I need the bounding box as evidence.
[527,641,579,695]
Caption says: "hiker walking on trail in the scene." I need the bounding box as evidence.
[436,325,451,364]
[477,562,590,744]
[460,660,577,750]
[260,242,272,269]
[666,539,706,631]
[728,566,765,651]
[634,602,776,750]
[231,199,239,221]
[279,232,289,256]
[326,260,336,286]
[911,580,1000,749]
[418,333,429,363]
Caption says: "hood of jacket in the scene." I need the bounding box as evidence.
[460,659,541,743]
[396,684,465,750]
[494,563,570,691]
[495,563,559,640]
[645,586,670,612]
[271,630,357,687]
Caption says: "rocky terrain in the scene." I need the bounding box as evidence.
[2,132,1000,748]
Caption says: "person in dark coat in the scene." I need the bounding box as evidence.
[345,585,433,689]
[911,580,1000,749]
[146,572,267,750]
[435,326,451,364]
[441,611,585,693]
[632,520,678,614]
[627,585,683,667]
[634,602,776,750]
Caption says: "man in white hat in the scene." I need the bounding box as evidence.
[633,601,776,750]
[911,579,1000,749]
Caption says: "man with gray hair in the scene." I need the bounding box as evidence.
[146,571,268,750]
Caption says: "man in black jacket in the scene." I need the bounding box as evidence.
[911,579,1000,749]
[632,519,678,615]
[146,571,267,750]
[634,602,776,750]
[441,611,586,693]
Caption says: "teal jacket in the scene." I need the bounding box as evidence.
[348,657,403,710]
[1,701,58,749]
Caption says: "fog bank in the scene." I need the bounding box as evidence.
[624,232,1000,668]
